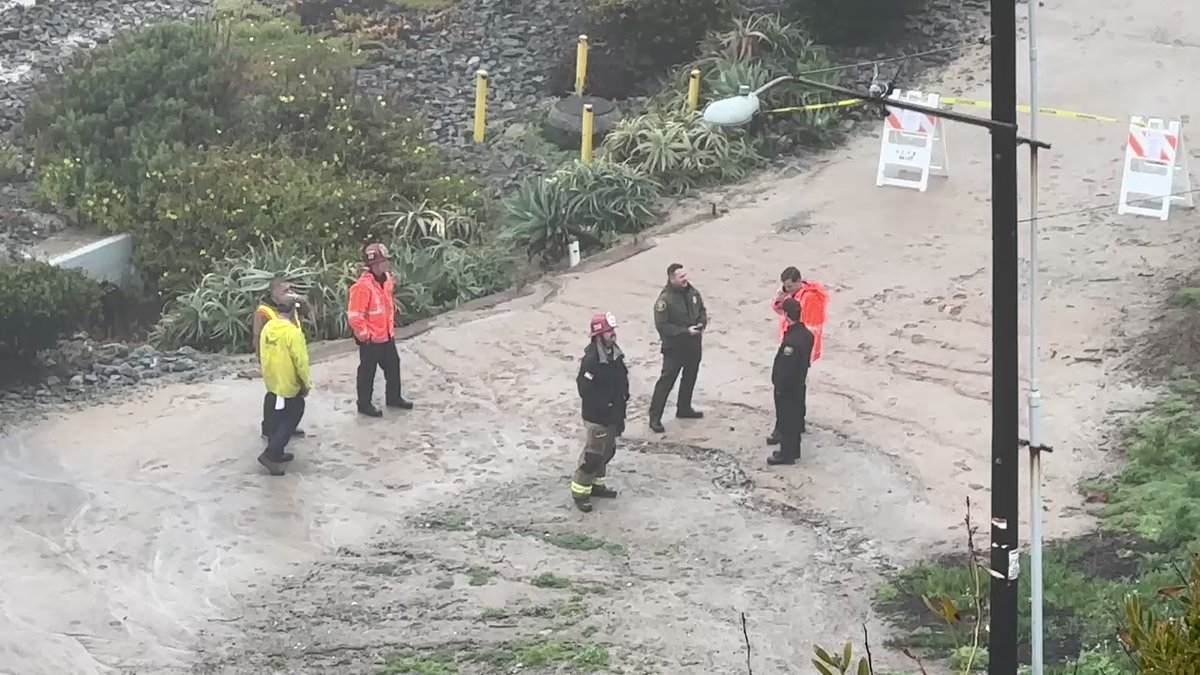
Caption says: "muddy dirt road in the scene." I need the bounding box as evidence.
[3,1,1199,673]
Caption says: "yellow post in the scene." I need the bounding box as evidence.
[580,104,594,163]
[473,70,488,143]
[574,35,589,96]
[686,69,701,112]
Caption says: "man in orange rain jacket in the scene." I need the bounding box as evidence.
[347,242,413,417]
[767,266,827,445]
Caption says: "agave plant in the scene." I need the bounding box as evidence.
[553,160,661,235]
[376,199,481,245]
[601,110,759,194]
[151,240,356,353]
[499,176,605,266]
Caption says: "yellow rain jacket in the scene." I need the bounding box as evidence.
[259,316,313,398]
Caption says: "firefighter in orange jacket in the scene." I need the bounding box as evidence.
[767,266,827,444]
[347,242,413,417]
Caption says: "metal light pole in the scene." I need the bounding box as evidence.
[702,4,1028,667]
[1025,0,1049,672]
[989,0,1022,673]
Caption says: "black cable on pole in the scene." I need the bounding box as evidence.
[797,34,994,78]
[988,0,1021,674]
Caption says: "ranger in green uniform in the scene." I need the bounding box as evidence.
[648,262,707,433]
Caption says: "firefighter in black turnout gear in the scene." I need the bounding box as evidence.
[648,262,708,433]
[768,298,814,466]
[570,312,630,513]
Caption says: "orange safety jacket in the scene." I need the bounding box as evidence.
[772,280,827,363]
[347,270,396,344]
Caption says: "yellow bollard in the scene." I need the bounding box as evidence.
[473,69,488,143]
[686,69,701,112]
[574,35,588,96]
[580,103,594,163]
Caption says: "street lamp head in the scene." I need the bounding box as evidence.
[701,90,761,127]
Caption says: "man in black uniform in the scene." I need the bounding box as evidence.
[769,297,814,466]
[571,312,630,513]
[648,262,707,433]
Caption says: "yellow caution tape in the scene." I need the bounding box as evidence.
[939,97,1120,122]
[766,95,1127,124]
[764,98,865,114]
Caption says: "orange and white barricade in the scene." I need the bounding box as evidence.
[1117,116,1193,220]
[875,90,949,192]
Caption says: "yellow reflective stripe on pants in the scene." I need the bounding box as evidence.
[592,477,605,485]
[570,481,592,495]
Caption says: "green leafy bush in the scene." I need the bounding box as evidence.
[601,110,758,193]
[781,0,925,46]
[25,8,487,295]
[690,14,846,153]
[501,160,661,264]
[151,240,356,352]
[0,260,104,358]
[1123,555,1200,673]
[0,136,27,182]
[585,0,735,72]
[377,200,485,246]
[152,238,515,352]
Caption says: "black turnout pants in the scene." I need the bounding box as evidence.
[357,340,402,408]
[649,346,702,421]
[265,396,305,460]
[773,382,807,460]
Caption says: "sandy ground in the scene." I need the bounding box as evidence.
[3,1,1200,673]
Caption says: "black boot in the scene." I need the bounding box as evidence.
[358,404,383,418]
[767,452,796,466]
[386,397,414,410]
[257,453,286,475]
[591,484,618,498]
[766,429,781,445]
[649,419,665,433]
[279,452,295,462]
[676,408,704,419]
[573,494,593,512]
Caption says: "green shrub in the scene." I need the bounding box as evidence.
[0,260,104,358]
[601,110,758,193]
[501,160,661,264]
[25,8,489,296]
[585,0,736,72]
[123,145,395,296]
[781,0,925,46]
[151,240,357,352]
[23,20,243,186]
[377,200,485,246]
[0,136,27,182]
[152,237,514,352]
[681,14,846,154]
[1123,555,1200,673]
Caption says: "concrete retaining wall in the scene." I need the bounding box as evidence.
[47,233,135,288]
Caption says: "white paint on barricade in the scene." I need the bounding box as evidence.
[1117,116,1194,221]
[875,90,949,192]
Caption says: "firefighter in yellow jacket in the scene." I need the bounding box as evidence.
[258,299,313,476]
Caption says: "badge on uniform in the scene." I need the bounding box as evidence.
[692,296,697,304]
[783,346,794,356]
[655,300,667,312]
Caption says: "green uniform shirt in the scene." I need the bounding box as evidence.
[653,282,707,353]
